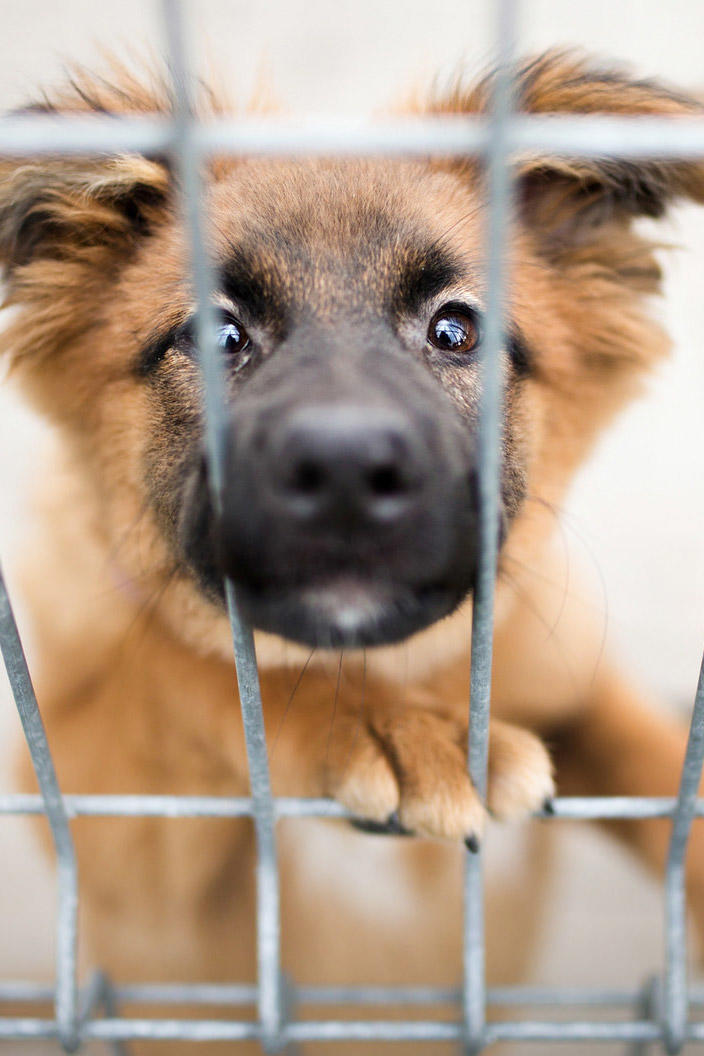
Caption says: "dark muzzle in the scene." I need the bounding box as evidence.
[181,337,481,647]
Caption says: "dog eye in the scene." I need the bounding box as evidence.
[217,319,250,357]
[428,307,481,356]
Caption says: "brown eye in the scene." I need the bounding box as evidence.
[428,307,481,356]
[217,318,250,357]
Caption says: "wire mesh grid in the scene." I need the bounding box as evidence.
[1,0,704,1051]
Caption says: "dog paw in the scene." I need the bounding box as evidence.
[325,707,554,845]
[486,720,555,821]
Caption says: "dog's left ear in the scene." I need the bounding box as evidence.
[435,50,704,249]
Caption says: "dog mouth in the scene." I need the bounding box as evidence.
[232,574,465,648]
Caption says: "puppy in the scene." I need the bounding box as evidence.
[2,50,704,1054]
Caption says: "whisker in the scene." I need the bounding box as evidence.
[527,494,609,635]
[516,493,610,684]
[325,649,344,764]
[502,551,585,608]
[361,649,367,718]
[269,647,316,759]
[424,202,484,257]
[112,561,183,657]
[105,497,153,564]
[498,566,581,699]
[339,648,368,779]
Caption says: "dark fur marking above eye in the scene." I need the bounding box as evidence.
[394,246,464,317]
[221,247,287,334]
[137,320,193,376]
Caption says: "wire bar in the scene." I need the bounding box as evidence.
[5,113,704,159]
[7,1015,704,1045]
[78,973,129,1056]
[663,654,704,1054]
[161,0,228,494]
[631,977,662,1056]
[463,0,517,1051]
[225,582,283,1054]
[2,791,704,819]
[161,1,283,1049]
[0,565,79,1053]
[8,980,704,1009]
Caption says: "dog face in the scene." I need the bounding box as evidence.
[157,162,531,647]
[1,53,703,654]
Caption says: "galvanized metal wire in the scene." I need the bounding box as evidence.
[1,0,704,1051]
[463,2,517,1050]
[0,564,79,1053]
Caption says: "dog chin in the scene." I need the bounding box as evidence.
[234,576,465,649]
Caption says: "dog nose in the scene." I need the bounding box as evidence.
[267,403,428,524]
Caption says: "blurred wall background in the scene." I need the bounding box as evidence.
[0,2,703,1053]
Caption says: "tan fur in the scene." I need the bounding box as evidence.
[3,50,704,1054]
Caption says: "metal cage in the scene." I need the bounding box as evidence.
[1,0,704,1051]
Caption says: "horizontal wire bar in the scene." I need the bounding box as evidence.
[3,113,704,158]
[0,792,701,820]
[7,981,704,1009]
[90,1019,260,1043]
[485,1022,662,1044]
[5,1016,704,1044]
[287,1021,463,1043]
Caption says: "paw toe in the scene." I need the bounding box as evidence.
[487,723,554,821]
[329,736,400,824]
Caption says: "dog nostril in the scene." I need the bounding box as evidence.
[292,460,326,495]
[366,464,405,497]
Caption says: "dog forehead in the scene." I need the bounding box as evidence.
[205,160,480,316]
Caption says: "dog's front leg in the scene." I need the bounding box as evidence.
[550,667,704,940]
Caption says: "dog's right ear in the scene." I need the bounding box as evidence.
[0,152,170,277]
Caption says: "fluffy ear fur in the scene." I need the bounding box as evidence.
[433,49,704,249]
[0,66,173,280]
[0,154,169,273]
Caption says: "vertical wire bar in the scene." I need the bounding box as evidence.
[160,2,282,1049]
[663,653,704,1054]
[0,564,79,1052]
[463,1,517,1052]
[79,972,129,1056]
[225,578,282,1053]
[628,976,659,1056]
[160,0,228,490]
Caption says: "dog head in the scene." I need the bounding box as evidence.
[1,52,702,652]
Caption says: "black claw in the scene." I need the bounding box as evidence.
[350,812,413,837]
[542,797,555,816]
[385,811,414,836]
[386,810,405,834]
[465,834,480,854]
[350,816,391,835]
